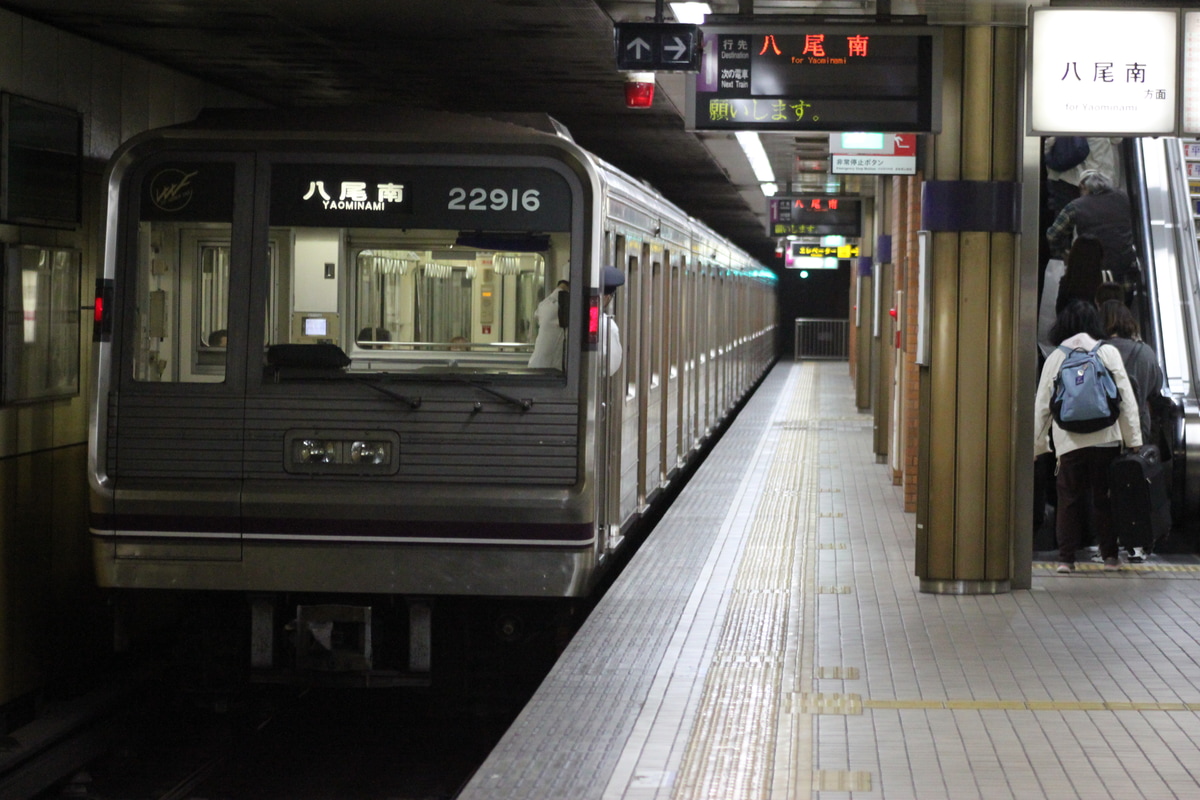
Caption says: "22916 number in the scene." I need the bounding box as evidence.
[447,187,541,212]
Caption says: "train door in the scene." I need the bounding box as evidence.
[600,235,633,546]
[665,255,681,476]
[642,248,663,499]
[624,244,644,514]
[109,155,254,547]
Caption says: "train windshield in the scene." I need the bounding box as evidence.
[128,158,576,382]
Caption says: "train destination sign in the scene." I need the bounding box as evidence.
[686,24,942,132]
[269,164,573,230]
[768,196,862,237]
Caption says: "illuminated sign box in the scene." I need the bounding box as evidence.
[769,196,861,237]
[686,24,942,132]
[829,132,918,175]
[1184,12,1200,134]
[791,243,859,259]
[1027,7,1178,135]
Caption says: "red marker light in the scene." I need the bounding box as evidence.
[94,295,104,323]
[624,73,655,108]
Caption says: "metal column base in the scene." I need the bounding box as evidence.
[920,578,1011,595]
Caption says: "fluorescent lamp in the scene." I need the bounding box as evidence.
[761,182,778,197]
[735,131,776,184]
[670,2,711,23]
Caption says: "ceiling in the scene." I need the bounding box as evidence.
[0,0,1036,265]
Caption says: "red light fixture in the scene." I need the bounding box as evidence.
[624,72,655,108]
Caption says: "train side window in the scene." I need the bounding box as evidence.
[650,256,662,388]
[624,251,640,400]
[1,245,80,402]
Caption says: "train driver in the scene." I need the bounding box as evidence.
[601,265,624,377]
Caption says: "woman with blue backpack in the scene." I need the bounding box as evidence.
[1034,299,1143,573]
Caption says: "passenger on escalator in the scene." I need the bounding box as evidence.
[1046,170,1138,288]
[1093,281,1125,308]
[1044,136,1121,217]
[1034,300,1142,573]
[1054,236,1106,315]
[1099,299,1161,445]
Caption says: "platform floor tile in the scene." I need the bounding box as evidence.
[458,360,1200,800]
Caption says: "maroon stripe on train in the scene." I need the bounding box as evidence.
[90,513,594,542]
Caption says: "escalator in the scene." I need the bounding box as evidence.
[1126,137,1200,548]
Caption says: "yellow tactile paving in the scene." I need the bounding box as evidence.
[671,363,820,799]
[1032,561,1200,574]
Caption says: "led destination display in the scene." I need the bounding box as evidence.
[687,24,942,133]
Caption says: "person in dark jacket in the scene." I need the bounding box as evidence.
[1099,299,1163,445]
[1046,170,1137,282]
[1054,235,1105,315]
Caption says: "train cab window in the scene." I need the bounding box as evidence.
[259,228,568,376]
[2,245,80,403]
[132,222,235,383]
[255,162,575,378]
[131,160,238,384]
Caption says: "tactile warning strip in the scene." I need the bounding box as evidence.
[1032,561,1200,574]
[671,364,820,799]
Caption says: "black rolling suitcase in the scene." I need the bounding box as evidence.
[1109,444,1171,555]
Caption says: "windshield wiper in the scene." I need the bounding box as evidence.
[355,377,422,409]
[456,376,533,411]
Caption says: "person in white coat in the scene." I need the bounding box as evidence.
[527,280,569,368]
[1034,299,1142,573]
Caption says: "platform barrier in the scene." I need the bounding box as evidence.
[793,317,848,360]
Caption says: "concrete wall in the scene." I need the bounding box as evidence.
[0,8,256,712]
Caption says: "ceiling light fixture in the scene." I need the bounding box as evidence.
[669,2,712,24]
[735,131,777,196]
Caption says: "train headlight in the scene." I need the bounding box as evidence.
[350,441,391,465]
[285,430,400,475]
[296,439,335,464]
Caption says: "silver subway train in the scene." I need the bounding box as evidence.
[88,109,777,677]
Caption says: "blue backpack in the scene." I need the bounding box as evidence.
[1051,343,1120,433]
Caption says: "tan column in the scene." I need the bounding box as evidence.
[916,26,1021,594]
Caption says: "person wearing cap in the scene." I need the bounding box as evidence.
[601,265,624,377]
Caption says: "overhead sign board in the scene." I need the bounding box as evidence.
[1027,7,1178,135]
[686,24,942,132]
[614,23,702,72]
[769,196,862,237]
[792,243,860,258]
[829,132,917,175]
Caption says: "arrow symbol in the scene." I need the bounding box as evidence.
[664,36,688,61]
[626,37,652,59]
[894,134,912,150]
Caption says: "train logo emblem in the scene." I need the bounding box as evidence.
[149,168,197,212]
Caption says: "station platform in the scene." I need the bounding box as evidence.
[457,359,1200,800]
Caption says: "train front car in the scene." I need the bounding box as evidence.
[88,110,776,682]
